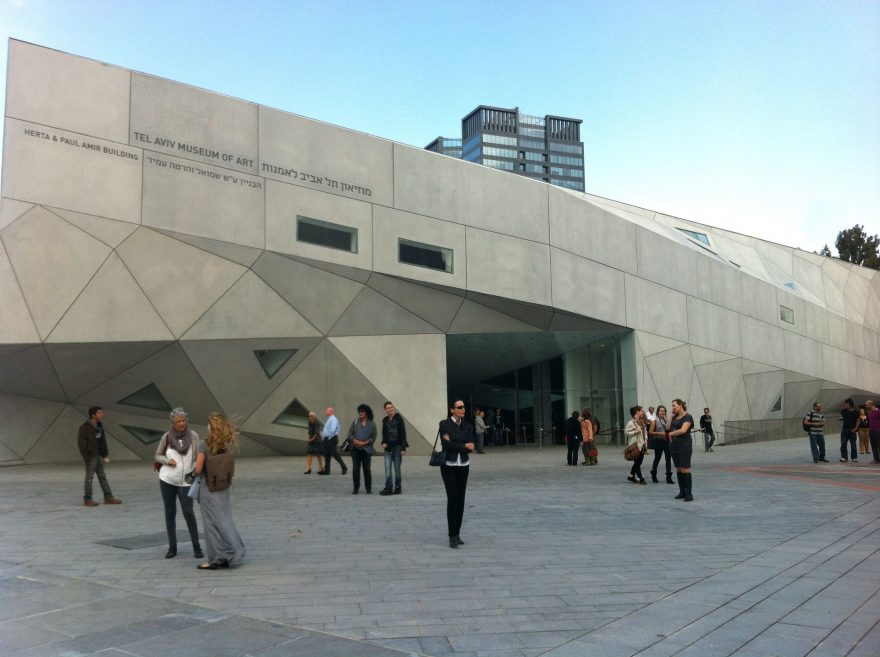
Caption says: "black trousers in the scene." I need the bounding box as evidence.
[322,437,347,473]
[566,439,581,465]
[159,480,200,548]
[651,440,672,476]
[629,450,645,479]
[350,449,372,492]
[870,431,880,462]
[440,465,469,537]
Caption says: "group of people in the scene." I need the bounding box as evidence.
[78,406,246,571]
[304,401,409,496]
[804,398,880,464]
[624,400,696,501]
[563,409,600,466]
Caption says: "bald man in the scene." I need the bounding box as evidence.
[318,407,348,475]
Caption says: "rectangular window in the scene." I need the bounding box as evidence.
[780,306,795,324]
[296,216,358,253]
[399,239,453,273]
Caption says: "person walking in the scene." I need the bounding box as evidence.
[380,401,407,495]
[439,400,475,548]
[625,406,647,485]
[857,405,870,456]
[700,408,716,452]
[318,407,347,475]
[193,412,245,570]
[839,398,859,463]
[77,406,122,507]
[347,404,376,494]
[564,410,581,466]
[804,402,828,463]
[669,399,695,501]
[474,408,487,454]
[304,411,324,474]
[649,405,673,484]
[154,408,203,559]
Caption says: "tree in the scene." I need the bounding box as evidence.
[835,224,879,269]
[818,244,832,257]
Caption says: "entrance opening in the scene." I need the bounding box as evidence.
[446,330,629,447]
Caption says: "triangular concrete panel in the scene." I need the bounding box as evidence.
[547,312,621,332]
[448,299,538,334]
[46,341,171,401]
[743,370,785,419]
[1,205,111,339]
[740,359,781,376]
[154,228,263,267]
[0,198,33,230]
[693,358,745,422]
[51,207,138,248]
[367,273,464,332]
[48,253,175,343]
[329,286,440,337]
[252,252,363,334]
[638,332,686,358]
[0,345,67,401]
[0,242,40,343]
[180,337,322,421]
[783,378,823,418]
[467,292,554,330]
[183,271,321,339]
[0,393,66,459]
[843,270,869,325]
[0,440,23,464]
[330,334,445,448]
[645,345,693,408]
[687,374,707,423]
[689,345,737,367]
[117,228,247,337]
[283,253,372,283]
[727,378,751,422]
[239,431,307,456]
[236,433,282,457]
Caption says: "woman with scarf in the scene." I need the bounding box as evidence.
[154,407,203,559]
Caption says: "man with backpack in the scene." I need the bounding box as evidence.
[804,402,828,463]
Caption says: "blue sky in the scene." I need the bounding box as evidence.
[1,0,877,254]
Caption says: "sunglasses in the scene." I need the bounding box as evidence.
[453,405,465,410]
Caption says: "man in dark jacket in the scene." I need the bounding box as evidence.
[564,411,581,466]
[379,401,408,495]
[77,406,121,506]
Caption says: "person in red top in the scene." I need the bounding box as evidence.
[865,400,880,464]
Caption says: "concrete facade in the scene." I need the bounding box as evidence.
[1,39,878,464]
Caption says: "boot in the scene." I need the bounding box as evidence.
[666,473,674,484]
[650,470,659,483]
[591,456,598,465]
[394,485,401,495]
[675,472,686,499]
[683,473,693,502]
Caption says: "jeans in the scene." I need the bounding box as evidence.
[629,450,645,480]
[704,429,716,451]
[840,430,857,461]
[83,456,113,500]
[809,432,826,462]
[651,439,672,476]
[383,445,402,490]
[159,479,200,548]
[566,438,580,465]
[440,465,469,538]
[350,448,372,492]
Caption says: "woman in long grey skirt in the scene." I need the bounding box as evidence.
[193,412,246,570]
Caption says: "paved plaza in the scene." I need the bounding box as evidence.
[0,437,878,657]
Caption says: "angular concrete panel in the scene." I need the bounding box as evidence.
[330,334,447,448]
[51,207,138,248]
[2,205,111,339]
[131,72,258,175]
[624,275,688,342]
[117,228,247,337]
[783,331,823,381]
[843,270,870,325]
[26,407,141,464]
[826,312,849,352]
[260,106,393,206]
[182,271,321,340]
[776,288,805,336]
[251,251,363,335]
[694,358,746,423]
[48,253,175,343]
[367,273,465,332]
[636,226,700,296]
[393,144,463,225]
[743,370,785,420]
[0,242,39,343]
[0,345,66,402]
[802,300,830,344]
[466,227,551,305]
[690,345,737,367]
[0,198,33,231]
[686,296,741,356]
[153,229,263,267]
[329,286,440,336]
[695,256,744,315]
[6,40,131,143]
[638,332,686,358]
[467,292,555,331]
[645,345,694,408]
[550,248,626,327]
[738,315,784,369]
[142,151,265,248]
[740,274,779,325]
[792,255,826,307]
[0,393,66,459]
[447,299,539,334]
[2,118,142,223]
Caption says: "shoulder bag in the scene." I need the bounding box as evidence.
[624,442,641,461]
[428,430,445,467]
[205,449,234,492]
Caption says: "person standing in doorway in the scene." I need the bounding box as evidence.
[805,402,828,464]
[473,408,487,454]
[318,407,348,475]
[439,400,474,548]
[700,408,716,452]
[380,401,407,495]
[581,409,597,465]
[564,411,581,466]
[669,399,695,501]
[492,408,503,446]
[77,406,122,507]
[839,398,859,463]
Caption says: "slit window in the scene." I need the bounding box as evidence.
[780,305,795,324]
[296,216,358,253]
[398,239,453,273]
[121,425,166,445]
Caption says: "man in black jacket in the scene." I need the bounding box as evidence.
[77,406,122,506]
[379,401,408,495]
[564,411,582,466]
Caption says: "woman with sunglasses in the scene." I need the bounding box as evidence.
[438,400,475,548]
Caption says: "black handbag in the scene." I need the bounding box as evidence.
[340,437,352,453]
[428,430,445,467]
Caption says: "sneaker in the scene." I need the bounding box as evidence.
[83,499,99,507]
[840,458,848,463]
[852,459,859,463]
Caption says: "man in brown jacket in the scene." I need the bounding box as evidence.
[77,406,121,506]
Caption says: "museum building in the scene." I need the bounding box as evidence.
[1,40,878,464]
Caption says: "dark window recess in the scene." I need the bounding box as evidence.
[121,425,166,445]
[118,383,172,412]
[273,398,311,427]
[770,395,782,412]
[296,216,357,252]
[254,349,298,379]
[399,239,453,273]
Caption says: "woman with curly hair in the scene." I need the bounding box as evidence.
[193,412,246,570]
